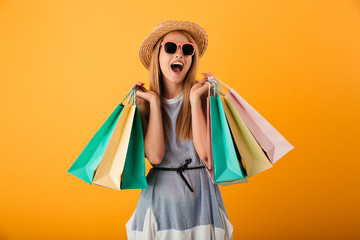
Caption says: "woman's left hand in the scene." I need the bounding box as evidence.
[190,72,214,103]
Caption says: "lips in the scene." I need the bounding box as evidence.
[170,61,184,74]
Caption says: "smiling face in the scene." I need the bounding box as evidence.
[159,31,193,86]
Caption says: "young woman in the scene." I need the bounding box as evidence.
[126,20,233,240]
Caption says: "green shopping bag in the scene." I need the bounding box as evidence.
[121,104,148,189]
[67,90,133,184]
[208,80,246,184]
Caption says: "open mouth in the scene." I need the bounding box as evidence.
[170,63,183,73]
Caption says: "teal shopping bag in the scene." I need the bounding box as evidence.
[67,104,123,184]
[67,90,134,184]
[121,105,148,189]
[209,80,246,183]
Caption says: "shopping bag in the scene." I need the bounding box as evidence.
[67,98,127,184]
[209,75,294,164]
[120,104,148,189]
[222,96,273,177]
[216,135,248,186]
[203,92,214,183]
[92,94,136,190]
[207,80,247,185]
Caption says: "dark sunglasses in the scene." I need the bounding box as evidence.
[161,41,196,56]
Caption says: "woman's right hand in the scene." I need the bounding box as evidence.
[130,82,159,104]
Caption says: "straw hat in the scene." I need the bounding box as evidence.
[139,20,208,70]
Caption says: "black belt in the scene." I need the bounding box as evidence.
[152,159,205,192]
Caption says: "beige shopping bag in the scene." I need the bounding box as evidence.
[92,102,136,190]
[222,96,273,178]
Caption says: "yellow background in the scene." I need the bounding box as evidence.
[1,0,359,239]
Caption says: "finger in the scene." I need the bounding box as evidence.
[135,85,147,92]
[135,90,146,98]
[197,79,206,84]
[133,82,145,88]
[137,83,147,90]
[206,80,214,87]
[207,81,214,89]
[200,83,212,95]
[136,83,145,89]
[131,84,141,90]
[135,91,143,98]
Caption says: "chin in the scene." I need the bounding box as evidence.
[164,71,187,83]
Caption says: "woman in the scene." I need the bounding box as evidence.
[126,20,233,240]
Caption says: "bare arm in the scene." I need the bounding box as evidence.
[190,94,208,160]
[143,98,165,165]
[190,77,211,160]
[133,83,165,165]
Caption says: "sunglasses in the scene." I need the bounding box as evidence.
[161,41,196,56]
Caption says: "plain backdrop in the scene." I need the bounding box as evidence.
[0,0,359,239]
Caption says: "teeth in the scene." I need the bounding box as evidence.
[171,62,183,66]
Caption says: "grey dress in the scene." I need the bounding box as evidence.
[126,91,233,240]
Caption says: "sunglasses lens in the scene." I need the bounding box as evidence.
[164,42,177,54]
[182,44,194,55]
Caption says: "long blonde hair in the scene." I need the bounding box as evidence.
[142,30,199,143]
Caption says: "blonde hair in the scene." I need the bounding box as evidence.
[141,30,199,143]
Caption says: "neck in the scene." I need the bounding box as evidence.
[162,79,184,99]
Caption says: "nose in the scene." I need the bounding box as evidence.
[174,45,184,58]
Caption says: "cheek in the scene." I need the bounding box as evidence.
[159,53,170,70]
[185,57,192,70]
[159,60,168,73]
